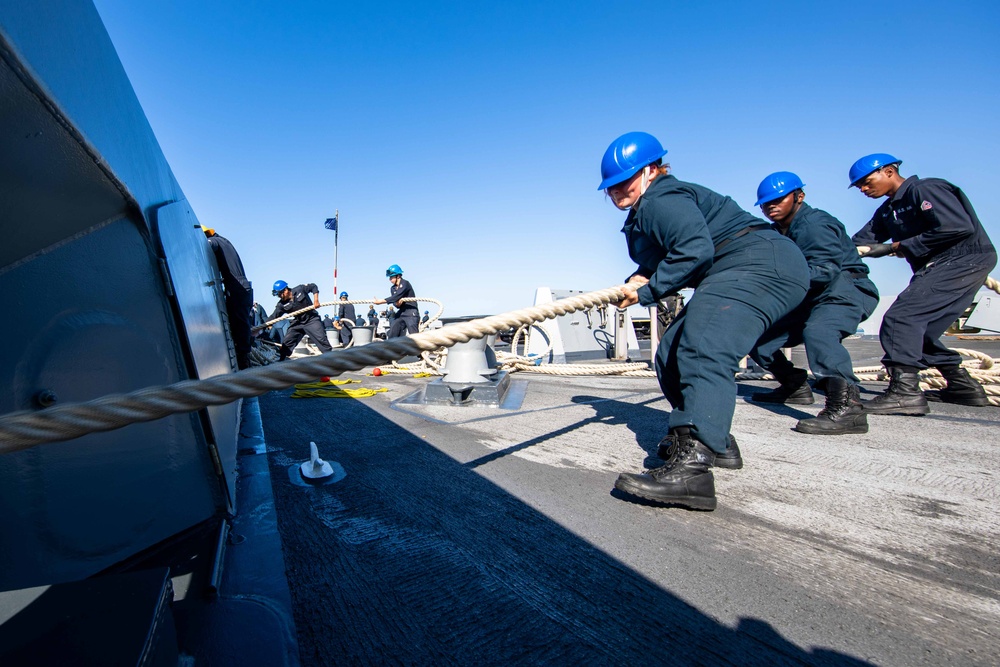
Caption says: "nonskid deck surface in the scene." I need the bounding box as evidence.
[256,339,1000,666]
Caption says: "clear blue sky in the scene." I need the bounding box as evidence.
[92,0,1000,318]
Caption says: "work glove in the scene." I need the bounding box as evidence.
[858,243,895,258]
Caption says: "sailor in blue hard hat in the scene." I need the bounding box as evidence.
[334,290,356,347]
[603,131,810,511]
[749,172,880,435]
[848,153,902,189]
[850,154,997,413]
[373,264,419,338]
[267,280,332,360]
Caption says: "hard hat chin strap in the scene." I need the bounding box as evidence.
[639,165,652,197]
[605,165,654,211]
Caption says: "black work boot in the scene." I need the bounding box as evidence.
[925,365,990,406]
[862,367,929,415]
[795,378,868,435]
[657,433,743,470]
[615,427,717,510]
[752,368,815,405]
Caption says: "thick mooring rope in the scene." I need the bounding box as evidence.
[0,287,626,452]
[4,277,998,450]
[366,276,1000,379]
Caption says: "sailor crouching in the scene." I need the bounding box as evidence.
[749,171,879,435]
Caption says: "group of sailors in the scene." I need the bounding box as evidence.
[604,132,996,511]
[207,134,996,514]
[266,264,420,361]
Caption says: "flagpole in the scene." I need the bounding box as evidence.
[333,208,339,297]
[324,211,340,296]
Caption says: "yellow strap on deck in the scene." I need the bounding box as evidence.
[290,386,388,399]
[290,378,387,398]
[293,379,360,389]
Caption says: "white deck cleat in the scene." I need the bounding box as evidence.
[299,441,334,481]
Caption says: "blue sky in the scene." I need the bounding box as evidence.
[92,0,1000,318]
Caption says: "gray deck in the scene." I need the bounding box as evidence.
[255,338,999,666]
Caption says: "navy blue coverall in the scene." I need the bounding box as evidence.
[852,176,996,369]
[380,279,419,338]
[337,301,356,346]
[206,232,254,369]
[751,203,879,384]
[627,175,809,453]
[269,283,333,360]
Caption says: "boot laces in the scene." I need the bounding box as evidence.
[650,436,695,478]
[817,393,849,418]
[657,434,679,465]
[866,372,904,405]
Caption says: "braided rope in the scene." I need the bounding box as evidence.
[510,361,651,376]
[947,347,995,371]
[369,328,543,377]
[0,287,626,452]
[376,359,445,376]
[620,369,658,377]
[369,350,447,376]
[846,262,998,296]
[6,278,998,450]
[248,339,280,366]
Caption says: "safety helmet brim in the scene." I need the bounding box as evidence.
[848,154,901,187]
[755,192,786,206]
[598,132,669,190]
[598,148,669,190]
[755,171,805,206]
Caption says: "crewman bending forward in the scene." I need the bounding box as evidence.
[750,172,879,434]
[269,280,333,361]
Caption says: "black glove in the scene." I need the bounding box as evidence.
[859,243,895,258]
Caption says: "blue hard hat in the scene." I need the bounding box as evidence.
[340,291,348,298]
[849,153,901,187]
[386,264,403,277]
[598,132,668,190]
[755,171,805,206]
[272,279,288,296]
